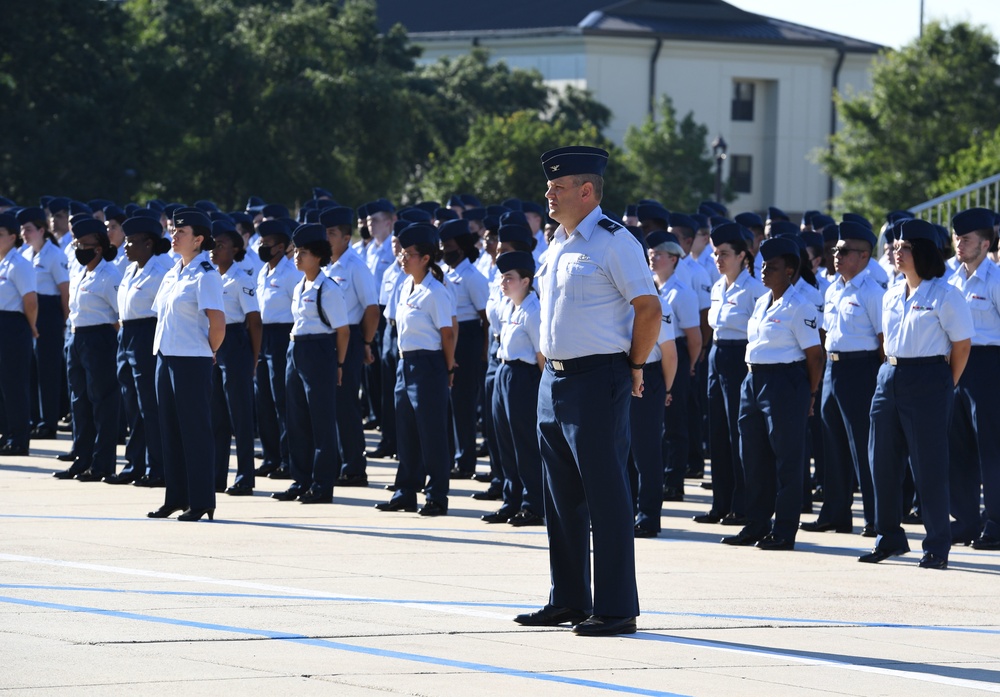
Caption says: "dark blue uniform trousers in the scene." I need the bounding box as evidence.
[706,340,748,517]
[662,338,691,489]
[32,294,64,430]
[257,323,292,471]
[156,354,215,510]
[212,323,256,489]
[819,352,880,527]
[0,312,33,449]
[738,362,811,540]
[869,361,954,559]
[364,312,386,423]
[949,346,1000,541]
[285,335,339,495]
[482,336,503,487]
[392,351,450,507]
[67,325,120,475]
[537,355,639,618]
[376,320,398,453]
[492,360,543,515]
[118,318,162,479]
[338,325,368,478]
[630,362,666,532]
[452,319,484,473]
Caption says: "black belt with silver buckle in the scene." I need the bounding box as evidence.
[829,350,879,362]
[747,360,805,373]
[886,355,946,366]
[547,353,623,374]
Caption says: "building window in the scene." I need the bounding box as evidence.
[731,81,755,121]
[730,155,752,193]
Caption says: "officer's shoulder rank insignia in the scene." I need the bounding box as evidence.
[201,261,214,272]
[597,219,623,233]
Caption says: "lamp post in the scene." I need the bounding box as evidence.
[711,135,727,203]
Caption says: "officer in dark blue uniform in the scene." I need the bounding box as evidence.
[147,208,226,521]
[0,212,38,456]
[946,208,1000,550]
[515,146,660,637]
[721,236,823,551]
[54,217,123,481]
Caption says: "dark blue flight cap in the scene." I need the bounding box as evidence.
[279,217,298,237]
[637,198,663,207]
[710,223,751,248]
[760,236,800,260]
[933,224,949,249]
[709,215,733,229]
[210,211,234,222]
[691,213,709,230]
[498,224,533,246]
[16,206,46,225]
[39,195,54,208]
[296,208,309,224]
[769,220,800,238]
[47,197,70,213]
[699,201,729,218]
[302,210,320,224]
[811,214,835,231]
[163,203,182,219]
[460,194,482,208]
[897,218,938,243]
[194,200,219,213]
[72,217,107,239]
[735,211,764,229]
[398,223,439,249]
[486,205,510,218]
[69,200,92,216]
[125,203,141,216]
[122,216,162,238]
[173,207,212,233]
[262,203,289,220]
[462,207,486,222]
[822,225,840,243]
[366,198,395,215]
[801,210,821,227]
[132,208,161,221]
[399,207,433,223]
[952,208,996,235]
[320,206,354,229]
[668,213,697,233]
[0,196,17,208]
[246,195,266,212]
[392,219,410,236]
[447,195,464,208]
[501,198,523,211]
[312,187,334,200]
[521,201,545,216]
[300,200,319,211]
[483,215,501,232]
[103,205,127,224]
[88,198,113,212]
[766,206,789,223]
[636,202,670,223]
[541,145,609,180]
[624,204,637,217]
[644,230,681,249]
[842,212,872,229]
[146,199,165,212]
[292,223,326,247]
[838,221,877,248]
[70,213,93,227]
[800,231,824,250]
[0,212,18,233]
[415,201,439,215]
[230,211,253,226]
[438,218,471,241]
[435,207,459,223]
[886,210,914,224]
[356,204,369,219]
[500,211,529,228]
[496,251,535,274]
[315,199,337,210]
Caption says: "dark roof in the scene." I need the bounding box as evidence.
[376,0,883,52]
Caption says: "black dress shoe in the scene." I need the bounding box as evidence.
[147,505,184,519]
[362,418,380,431]
[75,469,107,482]
[178,507,214,521]
[271,484,305,501]
[918,553,947,569]
[215,485,227,493]
[972,534,1000,550]
[30,426,57,440]
[482,508,514,524]
[634,525,659,538]
[56,451,78,463]
[375,498,417,512]
[799,520,852,533]
[255,463,279,476]
[756,534,795,551]
[418,500,448,516]
[226,483,253,496]
[514,605,588,627]
[662,487,684,502]
[105,472,137,485]
[0,444,29,456]
[902,510,922,524]
[56,419,72,433]
[692,512,722,524]
[365,445,396,459]
[812,485,825,502]
[472,486,503,501]
[684,468,704,479]
[573,615,637,636]
[384,484,398,492]
[721,530,763,546]
[449,468,474,480]
[860,523,877,538]
[268,466,292,480]
[133,475,165,488]
[858,546,909,563]
[509,509,545,527]
[298,488,333,504]
[952,536,975,547]
[472,472,493,483]
[720,513,748,526]
[336,474,368,487]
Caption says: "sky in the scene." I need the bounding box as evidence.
[728,0,1000,49]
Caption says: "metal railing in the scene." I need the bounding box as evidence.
[910,173,1000,224]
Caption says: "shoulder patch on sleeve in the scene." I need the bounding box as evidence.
[804,318,817,329]
[242,287,255,296]
[663,314,672,324]
[200,261,214,272]
[597,218,623,233]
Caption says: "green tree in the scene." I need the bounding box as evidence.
[821,21,1000,219]
[931,124,1000,197]
[619,95,723,212]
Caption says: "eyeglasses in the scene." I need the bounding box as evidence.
[72,242,101,250]
[832,247,865,256]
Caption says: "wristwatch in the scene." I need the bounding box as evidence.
[628,358,644,371]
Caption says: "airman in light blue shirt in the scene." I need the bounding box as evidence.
[824,269,884,353]
[219,262,259,324]
[746,283,821,364]
[291,273,348,337]
[948,257,1000,346]
[153,252,224,357]
[257,254,302,325]
[709,268,766,341]
[881,277,974,358]
[69,258,121,329]
[497,291,541,364]
[325,244,378,325]
[396,274,455,353]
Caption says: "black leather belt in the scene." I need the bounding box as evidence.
[829,350,879,362]
[886,355,946,366]
[547,353,623,374]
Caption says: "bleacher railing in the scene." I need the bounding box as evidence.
[910,173,1000,223]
